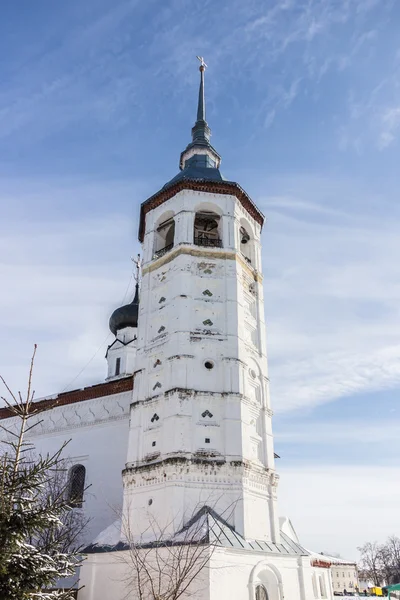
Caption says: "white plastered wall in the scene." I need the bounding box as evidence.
[0,390,132,545]
[122,188,279,543]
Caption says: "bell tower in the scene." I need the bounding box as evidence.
[121,59,280,543]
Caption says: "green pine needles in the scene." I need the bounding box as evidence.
[0,345,85,600]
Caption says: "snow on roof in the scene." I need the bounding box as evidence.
[91,519,122,547]
[308,549,357,566]
[279,516,300,544]
[86,507,309,556]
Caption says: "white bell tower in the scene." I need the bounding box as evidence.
[122,59,280,543]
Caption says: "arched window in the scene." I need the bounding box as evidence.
[67,464,86,508]
[154,215,175,258]
[240,223,254,264]
[115,357,121,376]
[194,211,222,248]
[255,585,268,600]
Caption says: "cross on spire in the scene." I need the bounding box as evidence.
[131,253,141,303]
[132,254,141,283]
[194,56,207,130]
[196,55,208,71]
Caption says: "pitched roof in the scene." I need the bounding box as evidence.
[85,505,309,556]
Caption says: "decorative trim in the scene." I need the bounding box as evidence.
[143,245,235,274]
[201,410,213,418]
[142,245,263,282]
[0,376,134,421]
[167,354,195,361]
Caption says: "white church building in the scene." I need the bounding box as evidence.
[0,61,336,600]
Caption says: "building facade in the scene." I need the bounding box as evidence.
[311,552,359,595]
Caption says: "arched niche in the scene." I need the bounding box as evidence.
[193,202,223,248]
[247,357,262,405]
[249,561,283,600]
[239,217,256,266]
[153,211,175,258]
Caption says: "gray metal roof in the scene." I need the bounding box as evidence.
[86,506,309,557]
[176,507,309,556]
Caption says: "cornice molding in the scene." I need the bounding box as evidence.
[1,392,132,439]
[0,376,134,421]
[139,179,264,242]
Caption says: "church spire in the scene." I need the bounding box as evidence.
[196,58,206,121]
[178,57,221,171]
[191,56,211,143]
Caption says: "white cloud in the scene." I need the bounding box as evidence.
[0,178,141,401]
[276,419,400,444]
[257,176,400,412]
[278,464,400,559]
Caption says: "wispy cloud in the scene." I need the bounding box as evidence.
[0,0,395,150]
[0,178,141,398]
[276,419,400,445]
[379,105,400,149]
[257,174,400,412]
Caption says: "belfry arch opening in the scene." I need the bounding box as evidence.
[154,212,175,258]
[239,219,255,265]
[193,210,222,248]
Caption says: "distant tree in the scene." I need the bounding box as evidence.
[0,345,87,600]
[379,537,400,585]
[358,537,400,587]
[358,542,383,586]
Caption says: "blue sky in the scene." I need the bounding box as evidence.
[1,0,400,559]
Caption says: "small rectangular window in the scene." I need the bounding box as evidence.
[205,438,210,444]
[115,357,121,376]
[152,441,156,447]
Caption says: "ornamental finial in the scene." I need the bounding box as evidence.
[196,55,208,72]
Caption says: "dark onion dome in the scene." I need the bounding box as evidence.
[109,283,139,335]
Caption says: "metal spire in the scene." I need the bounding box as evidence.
[196,56,207,122]
[192,56,211,143]
[178,56,221,171]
